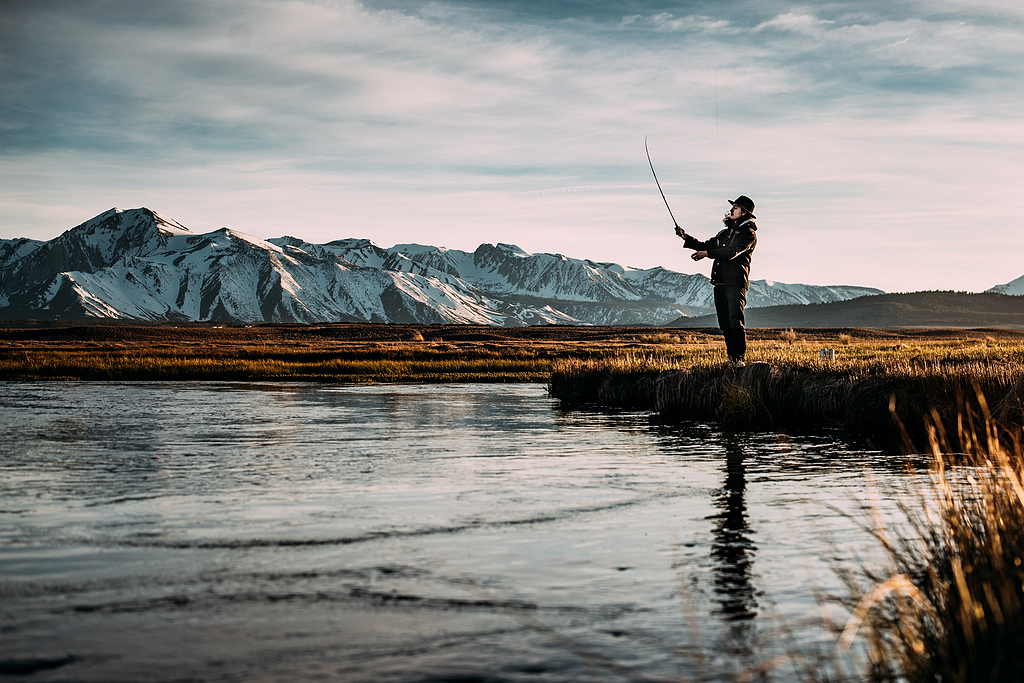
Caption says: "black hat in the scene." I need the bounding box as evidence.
[728,195,756,218]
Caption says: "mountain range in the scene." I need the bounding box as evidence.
[0,207,898,326]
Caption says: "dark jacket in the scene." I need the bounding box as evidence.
[683,219,757,289]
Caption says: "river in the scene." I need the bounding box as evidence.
[0,382,914,681]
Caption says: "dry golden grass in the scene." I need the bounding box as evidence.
[553,336,1024,377]
[639,332,682,345]
[0,346,554,383]
[831,406,1024,682]
[2,324,1023,388]
[549,336,1024,449]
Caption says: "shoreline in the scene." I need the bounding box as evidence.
[4,323,1023,449]
[549,360,1024,452]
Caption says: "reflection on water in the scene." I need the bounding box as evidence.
[711,440,757,623]
[708,439,758,665]
[0,382,911,682]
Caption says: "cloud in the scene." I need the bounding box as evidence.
[755,12,836,35]
[1,0,1024,291]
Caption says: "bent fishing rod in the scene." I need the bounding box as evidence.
[645,135,682,236]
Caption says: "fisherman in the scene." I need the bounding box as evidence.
[675,196,757,368]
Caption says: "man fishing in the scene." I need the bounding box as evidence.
[675,196,757,368]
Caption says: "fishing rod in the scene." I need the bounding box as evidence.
[645,135,680,232]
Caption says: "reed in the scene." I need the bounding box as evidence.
[833,405,1024,682]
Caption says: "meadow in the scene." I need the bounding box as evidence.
[0,322,656,383]
[2,322,1021,383]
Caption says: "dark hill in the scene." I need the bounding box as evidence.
[665,291,1024,328]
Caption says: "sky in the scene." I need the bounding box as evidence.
[1,0,1022,292]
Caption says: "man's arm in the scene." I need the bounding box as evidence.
[682,232,713,251]
[707,228,755,261]
[677,227,717,260]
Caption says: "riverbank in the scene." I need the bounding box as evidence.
[0,323,891,382]
[3,324,1024,447]
[549,338,1024,450]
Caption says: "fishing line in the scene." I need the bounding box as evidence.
[646,17,720,229]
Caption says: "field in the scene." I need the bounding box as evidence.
[544,326,1024,450]
[2,322,1023,384]
[0,322,701,383]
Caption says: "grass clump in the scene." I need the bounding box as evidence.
[545,352,687,407]
[781,328,798,345]
[835,405,1024,682]
[640,332,681,345]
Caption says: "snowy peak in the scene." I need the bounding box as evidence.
[0,207,195,298]
[495,243,531,258]
[67,207,192,258]
[1,207,884,326]
[988,275,1024,296]
[390,244,472,278]
[318,238,391,269]
[747,280,884,307]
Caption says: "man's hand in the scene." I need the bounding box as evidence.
[691,251,708,261]
[674,225,686,239]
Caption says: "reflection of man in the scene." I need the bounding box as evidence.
[710,439,757,623]
[675,197,758,368]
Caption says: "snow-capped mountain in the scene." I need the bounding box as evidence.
[988,275,1024,296]
[0,207,883,325]
[313,239,880,310]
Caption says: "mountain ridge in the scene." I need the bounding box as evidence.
[2,206,887,325]
[666,291,1024,328]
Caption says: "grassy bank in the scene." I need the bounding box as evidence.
[549,337,1024,450]
[1,323,758,383]
[0,353,555,383]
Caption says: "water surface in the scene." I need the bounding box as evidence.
[0,382,908,681]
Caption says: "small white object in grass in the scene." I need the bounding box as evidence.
[819,348,836,361]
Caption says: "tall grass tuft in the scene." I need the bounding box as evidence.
[641,332,681,345]
[837,403,1024,682]
[781,328,798,345]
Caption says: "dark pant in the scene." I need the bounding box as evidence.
[714,285,747,361]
